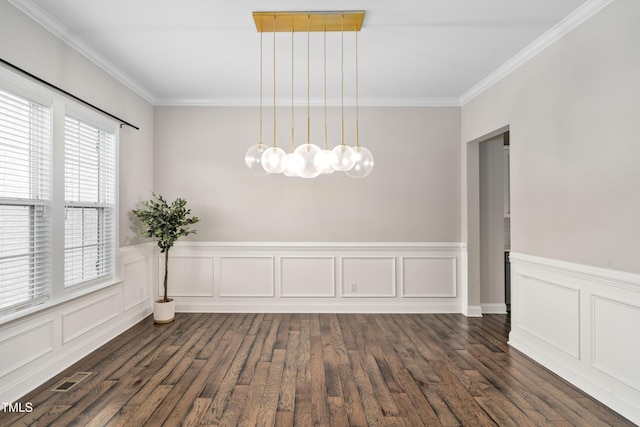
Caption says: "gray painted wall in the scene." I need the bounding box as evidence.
[479,136,506,308]
[154,106,462,242]
[462,0,640,275]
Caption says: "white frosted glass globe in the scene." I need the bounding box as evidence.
[330,144,356,171]
[313,149,336,174]
[294,143,322,178]
[282,152,304,177]
[245,143,269,175]
[346,146,374,178]
[261,146,286,174]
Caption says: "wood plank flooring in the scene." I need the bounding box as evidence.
[2,313,634,426]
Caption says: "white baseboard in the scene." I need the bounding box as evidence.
[177,301,463,314]
[463,305,483,317]
[508,252,640,425]
[481,303,507,314]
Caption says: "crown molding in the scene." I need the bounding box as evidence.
[155,96,461,107]
[10,0,459,108]
[357,97,461,107]
[459,0,614,105]
[11,0,611,109]
[9,0,157,105]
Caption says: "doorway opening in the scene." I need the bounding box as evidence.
[464,127,510,316]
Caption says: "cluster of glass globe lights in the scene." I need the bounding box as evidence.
[245,140,373,178]
[245,12,374,179]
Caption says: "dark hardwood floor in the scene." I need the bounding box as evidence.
[2,313,634,426]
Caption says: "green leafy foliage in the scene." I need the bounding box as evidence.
[132,193,199,253]
[131,193,199,302]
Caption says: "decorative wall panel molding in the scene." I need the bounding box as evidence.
[401,256,457,297]
[281,257,335,297]
[154,242,464,313]
[0,320,53,379]
[508,252,640,425]
[0,245,152,404]
[219,256,275,297]
[341,257,396,297]
[122,257,151,311]
[121,242,154,308]
[591,295,640,392]
[159,255,215,297]
[61,291,120,344]
[516,274,580,358]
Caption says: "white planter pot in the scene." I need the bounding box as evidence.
[153,298,175,324]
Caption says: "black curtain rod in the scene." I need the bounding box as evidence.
[1,58,139,130]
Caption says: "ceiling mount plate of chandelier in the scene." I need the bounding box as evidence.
[244,11,374,178]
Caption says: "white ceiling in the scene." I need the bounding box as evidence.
[11,0,602,106]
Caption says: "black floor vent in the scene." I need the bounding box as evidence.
[51,372,92,392]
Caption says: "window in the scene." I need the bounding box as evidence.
[0,88,52,314]
[0,70,118,321]
[64,116,116,288]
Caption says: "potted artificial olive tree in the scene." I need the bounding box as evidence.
[132,193,199,323]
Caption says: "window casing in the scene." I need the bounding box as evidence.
[0,70,118,321]
[64,116,116,288]
[0,88,51,314]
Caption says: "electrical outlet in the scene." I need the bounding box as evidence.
[350,282,357,292]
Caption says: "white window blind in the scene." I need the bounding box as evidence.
[64,116,115,288]
[0,88,52,313]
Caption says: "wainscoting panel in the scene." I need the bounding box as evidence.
[0,320,53,379]
[592,295,640,392]
[508,252,640,425]
[0,244,152,404]
[401,256,457,298]
[123,256,150,311]
[281,257,335,297]
[156,242,464,313]
[159,255,214,297]
[517,273,580,358]
[219,256,275,297]
[341,257,396,297]
[121,243,154,309]
[61,291,120,344]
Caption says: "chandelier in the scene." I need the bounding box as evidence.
[245,11,374,178]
